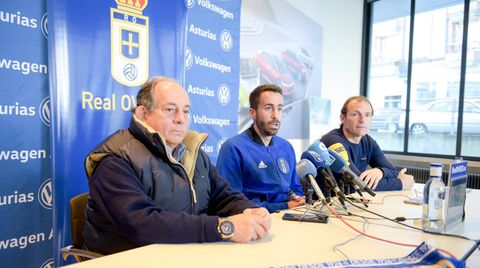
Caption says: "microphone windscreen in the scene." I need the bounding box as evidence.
[308,140,334,165]
[327,149,346,173]
[300,150,328,170]
[295,159,318,178]
[328,143,350,166]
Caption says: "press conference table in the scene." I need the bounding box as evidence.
[66,184,480,267]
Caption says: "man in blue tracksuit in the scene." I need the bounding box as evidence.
[217,84,305,213]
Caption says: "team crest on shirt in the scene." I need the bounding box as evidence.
[111,0,149,86]
[277,158,289,174]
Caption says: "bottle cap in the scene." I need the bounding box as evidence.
[430,163,443,177]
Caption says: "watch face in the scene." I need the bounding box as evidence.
[220,221,234,235]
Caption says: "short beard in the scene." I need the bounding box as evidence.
[256,120,280,137]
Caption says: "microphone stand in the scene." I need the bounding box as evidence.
[300,178,314,205]
[298,179,327,220]
[340,173,369,208]
[319,169,347,210]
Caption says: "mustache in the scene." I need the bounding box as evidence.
[269,120,281,124]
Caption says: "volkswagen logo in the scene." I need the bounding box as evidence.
[185,47,193,70]
[217,84,231,106]
[185,0,195,8]
[38,178,53,210]
[41,13,48,39]
[40,258,54,268]
[39,97,50,127]
[217,138,227,154]
[219,30,232,52]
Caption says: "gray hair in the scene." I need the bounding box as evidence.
[135,76,181,112]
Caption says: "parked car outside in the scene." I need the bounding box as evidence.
[399,98,480,135]
[370,107,402,133]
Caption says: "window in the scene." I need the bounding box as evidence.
[366,0,479,159]
[462,0,480,157]
[367,0,410,151]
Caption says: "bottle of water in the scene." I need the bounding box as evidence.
[422,163,445,232]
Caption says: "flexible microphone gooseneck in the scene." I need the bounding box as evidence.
[300,150,347,208]
[328,149,376,197]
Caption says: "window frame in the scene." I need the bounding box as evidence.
[361,0,479,161]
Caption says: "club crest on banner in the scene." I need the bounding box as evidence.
[111,0,149,86]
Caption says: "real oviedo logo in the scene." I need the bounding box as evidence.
[111,0,149,87]
[38,178,53,209]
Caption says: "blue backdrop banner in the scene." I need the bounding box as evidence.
[0,1,53,267]
[47,0,186,265]
[184,0,241,164]
[2,0,241,266]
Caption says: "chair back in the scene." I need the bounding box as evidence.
[61,192,102,262]
[70,193,89,247]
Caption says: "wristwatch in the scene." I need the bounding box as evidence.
[217,218,234,240]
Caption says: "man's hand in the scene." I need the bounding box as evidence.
[397,168,414,190]
[359,168,383,189]
[244,207,271,229]
[287,195,305,209]
[228,208,271,243]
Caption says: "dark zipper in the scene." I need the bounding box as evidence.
[266,146,287,190]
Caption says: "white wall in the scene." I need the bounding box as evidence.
[285,0,364,155]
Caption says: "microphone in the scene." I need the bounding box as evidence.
[300,150,331,203]
[327,142,358,196]
[327,143,368,201]
[308,141,347,194]
[328,143,350,166]
[300,151,346,206]
[295,159,327,204]
[308,140,334,166]
[328,149,376,197]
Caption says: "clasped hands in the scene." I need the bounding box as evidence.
[228,207,271,243]
[359,167,414,190]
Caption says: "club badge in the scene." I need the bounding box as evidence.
[111,0,149,86]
